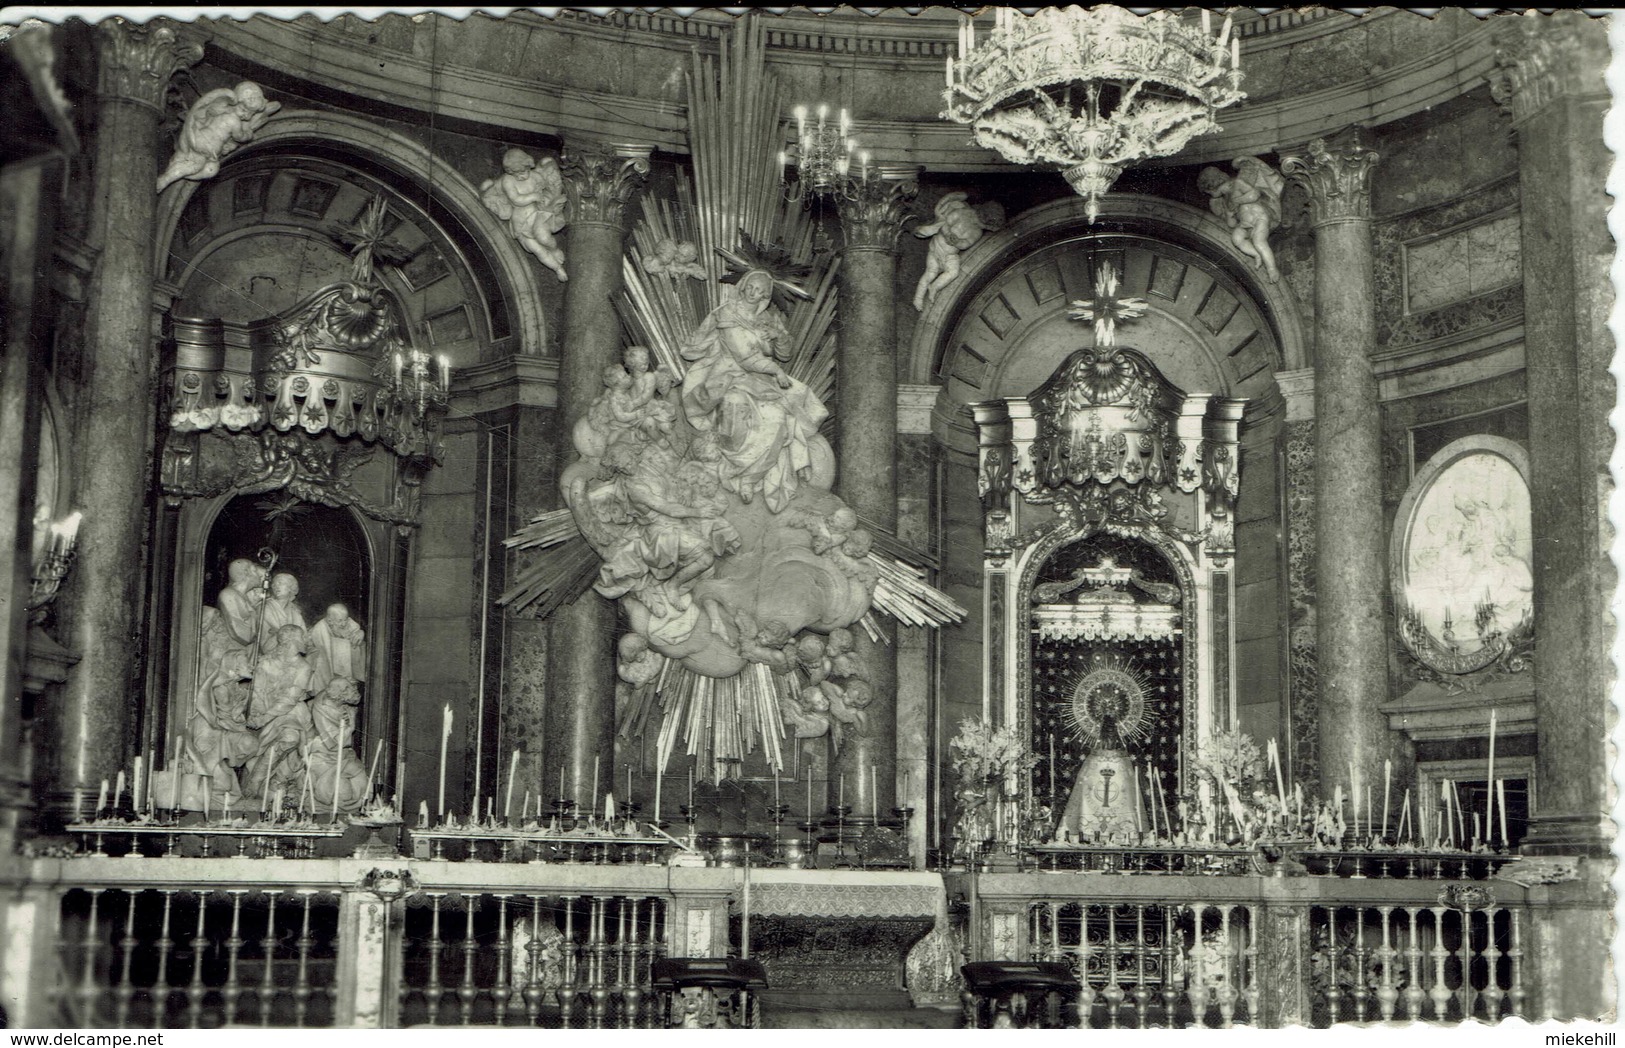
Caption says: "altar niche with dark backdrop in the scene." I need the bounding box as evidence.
[1031,533,1184,839]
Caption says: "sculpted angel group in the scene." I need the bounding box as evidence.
[187,561,371,812]
[562,259,879,751]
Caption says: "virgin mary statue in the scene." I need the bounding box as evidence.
[679,268,833,513]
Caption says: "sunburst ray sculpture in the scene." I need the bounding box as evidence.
[500,15,965,782]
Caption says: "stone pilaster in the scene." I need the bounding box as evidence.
[541,143,649,808]
[830,175,916,821]
[1488,13,1613,857]
[45,20,199,817]
[1280,139,1404,797]
[1274,369,1319,793]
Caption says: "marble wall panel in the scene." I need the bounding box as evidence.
[1404,213,1521,314]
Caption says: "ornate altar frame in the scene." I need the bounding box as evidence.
[973,346,1245,809]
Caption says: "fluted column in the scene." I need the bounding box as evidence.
[1281,139,1402,798]
[542,144,648,808]
[45,20,200,816]
[1489,14,1612,858]
[830,175,915,821]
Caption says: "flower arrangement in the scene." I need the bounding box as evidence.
[949,718,1037,798]
[1193,729,1264,795]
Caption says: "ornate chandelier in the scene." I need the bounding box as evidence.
[943,6,1246,221]
[779,103,876,201]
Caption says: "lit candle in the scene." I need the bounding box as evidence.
[438,704,452,817]
[1497,780,1509,847]
[839,108,850,136]
[505,748,520,819]
[96,778,108,816]
[793,104,807,136]
[439,354,451,391]
[817,102,828,129]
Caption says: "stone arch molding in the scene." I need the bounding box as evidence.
[910,194,1308,457]
[154,107,547,358]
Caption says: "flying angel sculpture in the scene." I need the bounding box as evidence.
[157,83,281,193]
[1198,157,1286,283]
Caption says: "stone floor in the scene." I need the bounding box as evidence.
[760,1005,960,1029]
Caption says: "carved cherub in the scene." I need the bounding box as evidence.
[644,238,709,281]
[481,148,569,281]
[157,82,281,193]
[912,192,1005,311]
[1198,157,1285,283]
[616,632,663,687]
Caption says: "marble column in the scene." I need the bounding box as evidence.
[1489,14,1613,858]
[1273,369,1319,793]
[45,21,200,815]
[1281,140,1403,800]
[542,144,648,807]
[830,175,915,821]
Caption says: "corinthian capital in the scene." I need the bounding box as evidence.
[1280,139,1380,227]
[560,144,651,229]
[1488,13,1610,125]
[836,175,919,254]
[97,18,203,112]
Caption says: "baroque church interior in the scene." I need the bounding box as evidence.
[0,5,1614,1031]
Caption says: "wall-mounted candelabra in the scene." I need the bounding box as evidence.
[779,103,890,204]
[28,510,81,622]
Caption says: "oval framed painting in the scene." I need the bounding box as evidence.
[1390,435,1533,675]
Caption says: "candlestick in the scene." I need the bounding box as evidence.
[505,749,520,818]
[438,704,452,817]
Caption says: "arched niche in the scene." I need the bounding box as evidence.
[153,108,547,359]
[159,487,405,783]
[908,193,1304,459]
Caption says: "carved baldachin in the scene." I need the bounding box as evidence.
[1281,138,1380,225]
[561,147,651,228]
[837,177,919,253]
[97,19,203,111]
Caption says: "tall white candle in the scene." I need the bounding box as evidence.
[1382,760,1391,838]
[871,765,878,820]
[773,770,780,809]
[592,755,601,818]
[133,756,144,815]
[1497,779,1509,847]
[654,772,662,822]
[115,770,125,810]
[438,704,452,817]
[505,749,520,818]
[688,767,694,809]
[1486,709,1498,849]
[96,779,108,816]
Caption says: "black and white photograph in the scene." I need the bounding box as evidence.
[0,5,1615,1033]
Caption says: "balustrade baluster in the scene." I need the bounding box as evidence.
[1427,906,1452,1020]
[74,889,104,1026]
[1319,909,1341,1025]
[1029,905,1040,960]
[1402,907,1425,1020]
[1242,905,1259,1026]
[1507,909,1525,1019]
[153,891,177,1027]
[588,897,609,1028]
[1068,903,1093,1027]
[1480,907,1504,1022]
[112,891,138,1028]
[1454,905,1476,1020]
[521,896,545,1026]
[1100,905,1124,1027]
[1130,906,1151,1028]
[184,893,210,1028]
[1157,907,1177,1027]
[425,895,445,1025]
[1185,903,1209,1028]
[257,894,279,1026]
[222,891,246,1026]
[1374,906,1398,1021]
[558,896,578,1029]
[1215,905,1237,1028]
[292,892,315,1027]
[1350,906,1369,1022]
[494,895,515,1023]
[1046,901,1059,962]
[458,897,478,1024]
[614,897,629,1025]
[623,899,643,1028]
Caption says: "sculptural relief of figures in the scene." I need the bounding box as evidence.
[187,558,268,799]
[246,623,315,741]
[912,192,1005,311]
[679,269,832,513]
[481,148,569,281]
[1198,157,1284,283]
[258,571,307,650]
[308,602,367,695]
[644,239,708,280]
[157,82,281,193]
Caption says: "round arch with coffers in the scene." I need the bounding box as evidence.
[153,108,547,359]
[908,194,1308,457]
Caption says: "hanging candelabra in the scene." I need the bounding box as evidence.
[28,511,81,621]
[779,103,881,203]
